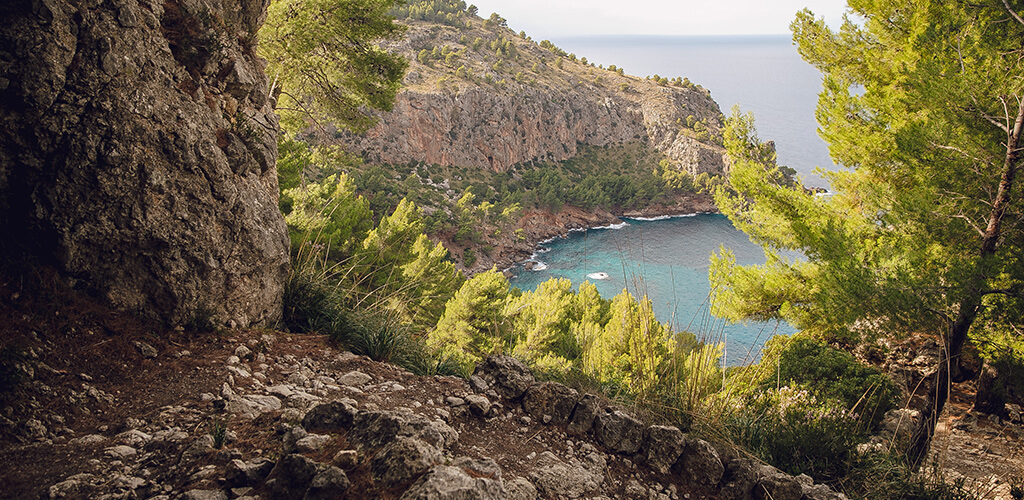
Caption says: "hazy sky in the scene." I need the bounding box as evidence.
[465,0,848,37]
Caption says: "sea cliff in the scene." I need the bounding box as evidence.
[319,16,731,273]
[334,20,728,177]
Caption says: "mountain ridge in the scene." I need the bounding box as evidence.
[332,15,728,176]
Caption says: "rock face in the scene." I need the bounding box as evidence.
[346,85,726,175]
[332,22,728,177]
[0,0,288,327]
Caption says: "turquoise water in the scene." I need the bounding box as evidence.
[507,36,821,364]
[508,214,796,365]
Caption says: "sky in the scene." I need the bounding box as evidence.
[465,0,849,37]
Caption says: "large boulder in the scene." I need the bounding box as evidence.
[528,451,605,498]
[594,409,644,454]
[370,437,444,485]
[642,425,685,474]
[674,435,724,487]
[225,458,275,487]
[0,0,288,327]
[302,401,357,432]
[400,465,506,500]
[349,410,458,452]
[473,356,535,400]
[521,382,579,425]
[266,453,320,499]
[566,393,600,436]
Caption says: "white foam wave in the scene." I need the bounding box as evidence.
[529,261,548,271]
[627,213,700,222]
[591,221,629,230]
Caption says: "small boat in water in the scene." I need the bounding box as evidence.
[586,272,610,280]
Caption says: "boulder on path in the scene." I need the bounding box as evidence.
[370,436,444,485]
[521,382,579,425]
[566,394,601,436]
[674,435,724,487]
[594,410,644,454]
[473,356,535,400]
[349,410,459,452]
[400,465,506,500]
[302,401,357,432]
[642,425,685,474]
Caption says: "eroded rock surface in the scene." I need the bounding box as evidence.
[0,0,288,327]
[333,22,728,177]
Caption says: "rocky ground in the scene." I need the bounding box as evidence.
[857,334,1024,500]
[1,273,848,500]
[2,274,1020,500]
[927,380,1024,498]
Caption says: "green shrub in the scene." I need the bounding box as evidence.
[728,386,862,480]
[281,255,358,345]
[760,335,900,431]
[463,248,477,266]
[348,313,418,366]
[210,418,227,449]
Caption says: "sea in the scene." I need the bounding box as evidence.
[508,35,831,365]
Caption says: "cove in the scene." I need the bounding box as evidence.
[508,213,796,366]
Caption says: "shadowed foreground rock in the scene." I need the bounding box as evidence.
[0,0,288,327]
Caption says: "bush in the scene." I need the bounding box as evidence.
[843,452,980,500]
[348,313,419,366]
[728,386,862,480]
[760,336,900,431]
[281,254,358,344]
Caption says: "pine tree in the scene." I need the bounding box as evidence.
[259,0,407,133]
[429,268,512,374]
[712,0,1024,461]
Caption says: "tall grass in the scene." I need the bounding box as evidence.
[282,226,462,376]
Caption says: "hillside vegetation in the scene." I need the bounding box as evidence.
[261,0,1024,496]
[2,0,1022,497]
[279,1,734,270]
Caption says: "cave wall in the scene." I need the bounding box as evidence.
[0,0,289,327]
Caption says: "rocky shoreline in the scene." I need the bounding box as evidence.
[452,193,719,276]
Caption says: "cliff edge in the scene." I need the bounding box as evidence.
[332,18,728,177]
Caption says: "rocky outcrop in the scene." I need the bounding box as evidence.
[346,85,726,175]
[332,22,728,177]
[0,0,288,327]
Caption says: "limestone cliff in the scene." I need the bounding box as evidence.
[333,19,728,176]
[0,0,288,327]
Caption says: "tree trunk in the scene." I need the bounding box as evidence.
[913,98,1024,464]
[949,97,1023,378]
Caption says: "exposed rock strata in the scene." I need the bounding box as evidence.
[346,86,726,175]
[0,0,288,327]
[333,22,728,177]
